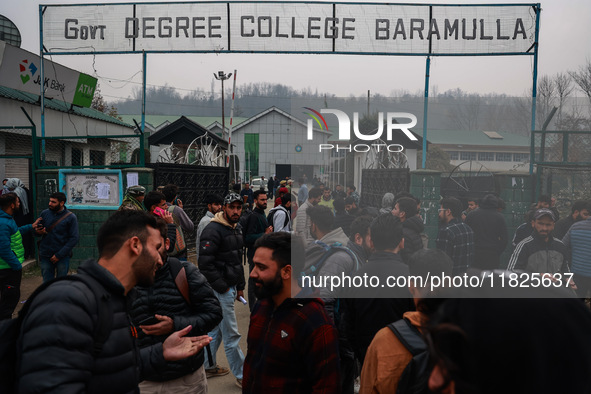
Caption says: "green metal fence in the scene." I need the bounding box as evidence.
[532,130,591,217]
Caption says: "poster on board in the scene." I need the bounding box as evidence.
[59,169,123,209]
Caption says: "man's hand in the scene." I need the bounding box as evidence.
[50,255,59,264]
[176,199,183,209]
[161,210,174,224]
[265,226,273,234]
[162,325,212,361]
[236,290,244,302]
[140,314,174,336]
[33,217,46,235]
[568,278,577,290]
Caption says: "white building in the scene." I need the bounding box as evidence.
[229,106,330,181]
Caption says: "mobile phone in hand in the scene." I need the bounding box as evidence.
[139,315,160,326]
[153,207,166,217]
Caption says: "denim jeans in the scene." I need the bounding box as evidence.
[40,256,70,283]
[206,286,244,379]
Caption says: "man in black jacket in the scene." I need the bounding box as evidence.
[244,190,273,310]
[130,219,223,393]
[465,194,508,270]
[392,197,424,264]
[344,213,414,366]
[507,209,571,276]
[553,200,590,241]
[198,193,246,388]
[17,210,211,393]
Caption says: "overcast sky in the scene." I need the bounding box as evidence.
[2,0,590,104]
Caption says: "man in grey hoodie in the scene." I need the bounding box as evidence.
[379,193,395,215]
[304,205,359,321]
[304,205,360,394]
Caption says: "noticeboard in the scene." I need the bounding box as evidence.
[59,169,123,210]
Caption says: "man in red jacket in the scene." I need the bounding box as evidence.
[243,232,340,393]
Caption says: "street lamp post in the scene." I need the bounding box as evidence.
[213,71,232,141]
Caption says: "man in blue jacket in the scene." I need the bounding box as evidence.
[37,192,79,282]
[0,192,42,320]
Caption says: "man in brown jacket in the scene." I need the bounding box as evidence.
[359,249,452,394]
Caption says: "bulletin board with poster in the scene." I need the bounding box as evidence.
[59,169,123,210]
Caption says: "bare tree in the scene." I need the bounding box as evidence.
[532,75,557,129]
[554,72,574,127]
[569,60,591,111]
[446,93,482,131]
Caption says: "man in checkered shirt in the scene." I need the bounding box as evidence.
[436,197,475,275]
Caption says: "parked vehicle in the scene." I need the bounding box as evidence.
[251,177,267,192]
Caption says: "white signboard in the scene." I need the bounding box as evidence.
[41,2,537,55]
[0,41,97,107]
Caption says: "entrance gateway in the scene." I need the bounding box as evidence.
[39,2,541,170]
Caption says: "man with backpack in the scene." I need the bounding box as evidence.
[14,210,211,393]
[162,184,194,261]
[359,249,452,393]
[304,205,359,322]
[129,218,222,394]
[267,193,292,233]
[343,214,414,366]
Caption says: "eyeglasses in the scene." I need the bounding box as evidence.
[438,208,447,212]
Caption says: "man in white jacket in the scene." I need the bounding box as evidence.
[268,193,292,232]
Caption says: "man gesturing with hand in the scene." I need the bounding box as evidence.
[130,218,222,394]
[17,210,212,393]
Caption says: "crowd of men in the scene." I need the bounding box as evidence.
[2,177,591,393]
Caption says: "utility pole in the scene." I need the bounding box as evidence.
[214,71,232,140]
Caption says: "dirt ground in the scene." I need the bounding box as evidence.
[15,264,45,316]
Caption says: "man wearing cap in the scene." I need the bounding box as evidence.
[508,208,571,276]
[119,185,146,211]
[198,193,246,388]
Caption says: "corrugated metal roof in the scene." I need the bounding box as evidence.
[119,114,248,129]
[0,85,133,128]
[427,129,530,147]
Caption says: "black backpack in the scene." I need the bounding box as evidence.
[387,318,430,394]
[0,274,113,394]
[267,207,289,230]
